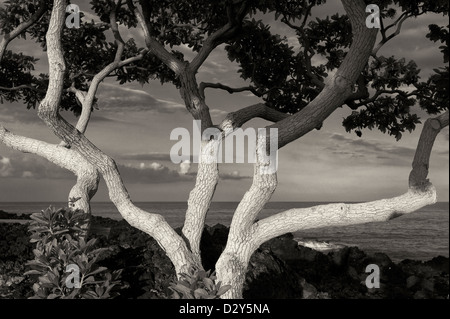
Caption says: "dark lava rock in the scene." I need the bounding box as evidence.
[3,218,448,299]
[0,223,33,262]
[0,210,11,219]
[0,210,30,220]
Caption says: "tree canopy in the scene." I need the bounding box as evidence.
[0,0,448,140]
[0,0,448,299]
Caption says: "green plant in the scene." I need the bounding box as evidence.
[25,206,124,299]
[169,267,230,299]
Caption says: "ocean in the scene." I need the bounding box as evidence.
[1,201,448,263]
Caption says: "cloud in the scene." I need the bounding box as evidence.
[0,154,73,179]
[0,102,41,124]
[327,133,416,166]
[97,83,185,114]
[118,162,193,184]
[0,153,195,184]
[121,153,172,162]
[179,160,191,175]
[220,170,251,180]
[0,156,13,177]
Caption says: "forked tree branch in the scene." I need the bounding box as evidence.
[127,0,185,74]
[219,103,289,134]
[182,102,288,262]
[199,82,280,99]
[0,0,100,225]
[251,111,448,245]
[269,0,378,149]
[65,1,149,145]
[0,0,47,61]
[189,0,250,73]
[373,12,412,56]
[0,84,46,93]
[38,0,197,274]
[0,125,99,223]
[216,0,379,299]
[373,9,426,57]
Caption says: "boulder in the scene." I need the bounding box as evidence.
[406,275,421,289]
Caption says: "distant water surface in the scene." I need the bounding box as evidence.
[1,201,448,262]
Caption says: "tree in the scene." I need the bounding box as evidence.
[0,0,448,298]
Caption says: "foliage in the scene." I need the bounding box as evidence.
[0,222,32,262]
[223,0,449,138]
[0,0,448,140]
[169,267,231,299]
[0,261,26,287]
[25,206,124,299]
[0,260,33,299]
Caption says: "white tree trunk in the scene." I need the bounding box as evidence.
[35,0,199,275]
[182,140,220,265]
[216,110,448,299]
[4,0,446,301]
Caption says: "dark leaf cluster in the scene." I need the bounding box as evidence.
[25,206,125,299]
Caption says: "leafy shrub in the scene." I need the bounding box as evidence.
[0,223,32,262]
[25,206,124,299]
[169,267,230,299]
[0,260,34,299]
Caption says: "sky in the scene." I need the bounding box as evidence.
[0,1,448,203]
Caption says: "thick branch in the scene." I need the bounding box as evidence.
[251,186,437,247]
[219,103,289,134]
[200,82,261,98]
[127,0,184,74]
[182,102,287,263]
[0,84,46,94]
[0,125,99,219]
[409,111,449,188]
[182,141,220,263]
[38,0,197,274]
[270,0,378,149]
[252,111,448,247]
[179,72,214,129]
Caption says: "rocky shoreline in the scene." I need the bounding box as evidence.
[0,212,448,299]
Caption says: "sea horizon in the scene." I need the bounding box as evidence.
[1,201,448,262]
